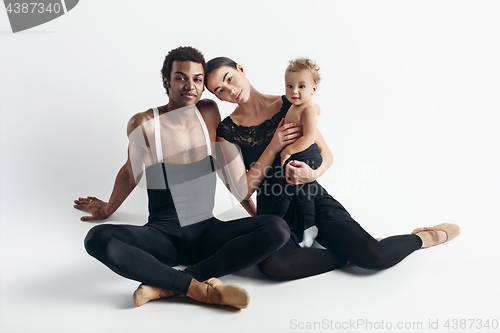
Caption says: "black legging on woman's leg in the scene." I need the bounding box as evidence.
[258,193,422,280]
[315,221,422,270]
[259,221,422,280]
[258,239,348,280]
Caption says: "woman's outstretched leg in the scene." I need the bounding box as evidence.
[258,239,347,280]
[316,221,460,269]
[316,220,422,269]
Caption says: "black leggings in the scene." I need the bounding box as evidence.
[84,215,289,294]
[270,179,320,229]
[270,144,323,229]
[259,195,422,280]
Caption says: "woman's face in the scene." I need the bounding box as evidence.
[206,65,250,104]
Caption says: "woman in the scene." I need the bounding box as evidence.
[205,57,460,280]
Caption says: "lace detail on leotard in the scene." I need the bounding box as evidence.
[217,96,292,148]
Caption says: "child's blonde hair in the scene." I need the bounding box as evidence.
[286,57,321,85]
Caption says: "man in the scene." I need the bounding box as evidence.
[74,46,289,309]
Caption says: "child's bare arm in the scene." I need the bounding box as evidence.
[316,104,321,115]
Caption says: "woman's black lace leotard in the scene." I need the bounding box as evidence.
[217,96,422,280]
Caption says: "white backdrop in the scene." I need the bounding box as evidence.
[1,1,499,332]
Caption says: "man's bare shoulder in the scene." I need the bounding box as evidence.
[196,99,221,126]
[197,99,219,116]
[127,109,154,136]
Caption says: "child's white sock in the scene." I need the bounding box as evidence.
[299,226,318,248]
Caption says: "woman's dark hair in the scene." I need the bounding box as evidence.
[204,57,238,93]
[161,46,206,95]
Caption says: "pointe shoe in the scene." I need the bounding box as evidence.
[411,223,460,248]
[133,284,177,307]
[203,278,250,310]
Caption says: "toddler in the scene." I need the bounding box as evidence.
[270,57,323,248]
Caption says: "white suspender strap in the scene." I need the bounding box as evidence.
[194,107,212,156]
[153,107,163,163]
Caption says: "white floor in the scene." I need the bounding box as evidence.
[1,1,499,332]
[1,189,499,333]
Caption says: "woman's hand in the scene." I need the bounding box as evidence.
[268,119,302,155]
[74,196,110,222]
[285,160,319,185]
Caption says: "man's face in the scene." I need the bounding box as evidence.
[165,61,204,109]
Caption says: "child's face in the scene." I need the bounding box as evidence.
[285,69,317,106]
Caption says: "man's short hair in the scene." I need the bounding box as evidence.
[161,46,206,95]
[286,57,321,85]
